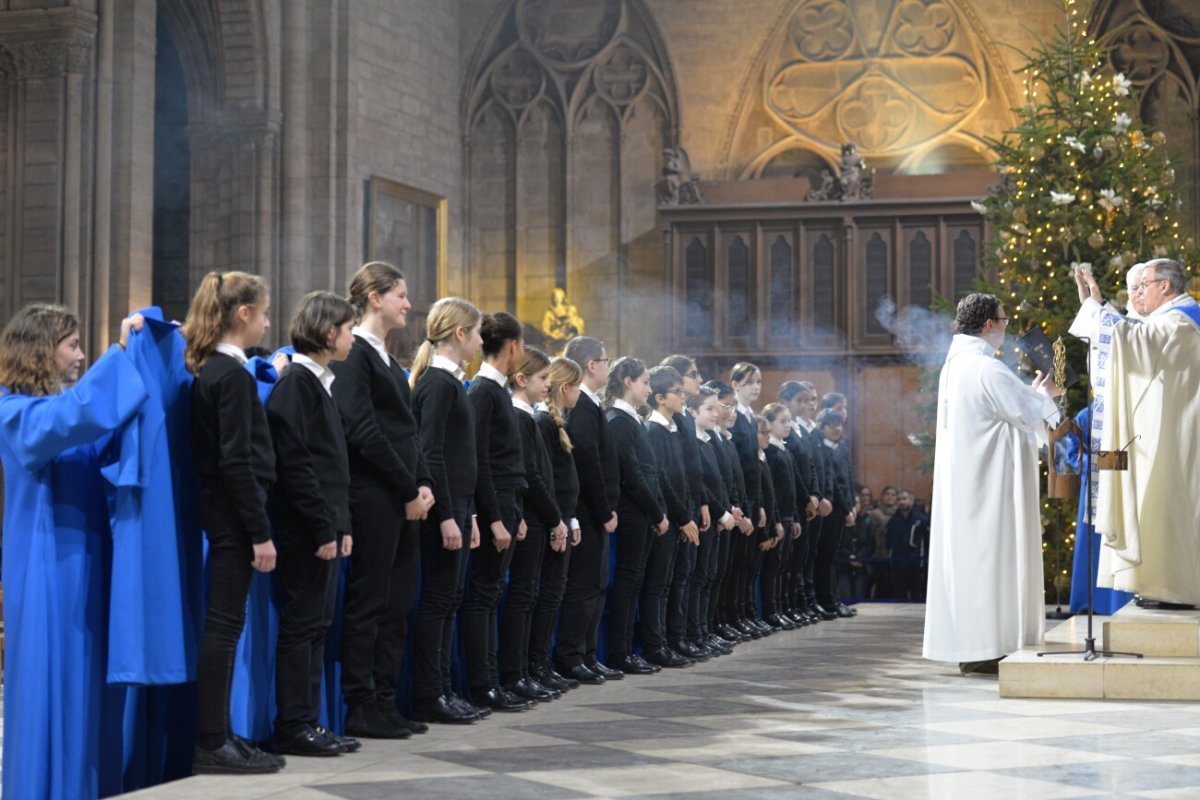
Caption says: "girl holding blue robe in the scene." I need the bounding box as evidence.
[0,305,147,800]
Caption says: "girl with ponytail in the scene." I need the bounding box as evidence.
[184,271,283,774]
[529,356,583,690]
[409,297,486,724]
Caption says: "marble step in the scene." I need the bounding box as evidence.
[1101,603,1200,658]
[999,614,1200,700]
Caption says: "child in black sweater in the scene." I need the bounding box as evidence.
[266,292,356,757]
[762,403,801,630]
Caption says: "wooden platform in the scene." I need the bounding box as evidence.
[1000,604,1200,700]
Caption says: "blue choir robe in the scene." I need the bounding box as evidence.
[0,347,147,800]
[103,310,203,685]
[1064,407,1134,615]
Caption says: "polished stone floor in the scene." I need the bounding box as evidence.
[122,604,1200,799]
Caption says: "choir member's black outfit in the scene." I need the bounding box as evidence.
[192,352,276,752]
[757,454,780,618]
[605,404,664,665]
[500,400,563,687]
[465,369,527,695]
[333,335,432,728]
[783,425,818,617]
[729,408,763,627]
[763,440,800,621]
[798,421,829,614]
[642,412,692,652]
[555,389,619,672]
[815,437,855,611]
[529,410,579,673]
[669,411,708,650]
[266,361,351,742]
[411,365,476,704]
[688,430,729,643]
[709,430,744,632]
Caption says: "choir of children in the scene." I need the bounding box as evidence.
[0,266,863,787]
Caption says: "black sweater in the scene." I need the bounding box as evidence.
[266,364,351,545]
[765,443,799,523]
[823,440,855,513]
[191,352,275,543]
[412,366,476,523]
[567,391,618,529]
[697,433,730,519]
[783,429,816,505]
[536,410,580,524]
[674,411,709,516]
[516,407,561,528]
[468,374,526,527]
[331,336,431,500]
[605,408,663,522]
[801,424,829,501]
[758,457,777,541]
[645,417,692,528]
[731,410,762,514]
[718,432,748,512]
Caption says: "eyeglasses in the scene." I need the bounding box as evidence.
[1132,277,1167,293]
[666,387,686,397]
[591,357,611,366]
[720,401,738,411]
[993,317,1009,325]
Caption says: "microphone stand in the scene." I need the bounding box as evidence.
[1038,335,1142,662]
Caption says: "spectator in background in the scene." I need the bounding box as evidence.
[866,485,897,597]
[838,494,873,601]
[886,490,928,601]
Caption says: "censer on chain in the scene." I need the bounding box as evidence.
[1046,336,1082,499]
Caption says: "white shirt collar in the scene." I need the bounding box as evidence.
[512,396,535,417]
[431,353,465,380]
[353,326,392,366]
[293,353,335,396]
[648,410,676,431]
[580,383,601,406]
[737,401,754,420]
[769,435,787,449]
[823,438,839,449]
[797,417,817,433]
[613,398,640,420]
[215,342,247,365]
[475,361,509,388]
[720,427,733,440]
[696,428,711,443]
[758,449,767,462]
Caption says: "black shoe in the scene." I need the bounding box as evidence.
[720,623,749,642]
[617,654,658,675]
[412,695,478,724]
[314,725,361,752]
[470,686,536,712]
[813,604,838,621]
[506,676,556,702]
[449,692,491,719]
[377,698,429,735]
[788,610,810,626]
[752,618,774,635]
[344,702,411,739]
[734,619,760,639]
[587,660,624,680]
[673,640,710,662]
[836,602,856,618]
[193,736,285,775]
[631,652,662,672]
[532,665,577,692]
[644,647,693,668]
[959,658,1002,675]
[1135,596,1196,611]
[528,675,563,698]
[270,725,343,757]
[559,662,605,684]
[704,635,733,655]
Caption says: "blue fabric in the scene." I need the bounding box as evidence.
[0,348,148,800]
[1171,302,1200,330]
[103,309,203,685]
[1065,407,1134,615]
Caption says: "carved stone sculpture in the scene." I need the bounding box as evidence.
[804,143,875,201]
[658,146,703,205]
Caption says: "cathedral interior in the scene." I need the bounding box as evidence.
[1,0,1198,498]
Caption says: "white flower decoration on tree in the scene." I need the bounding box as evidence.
[1098,188,1124,211]
[1064,136,1087,153]
[1050,191,1076,206]
[1114,112,1132,133]
[1079,70,1092,87]
[970,201,987,214]
[1113,73,1132,97]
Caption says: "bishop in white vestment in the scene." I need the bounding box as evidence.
[1070,258,1200,604]
[924,294,1062,668]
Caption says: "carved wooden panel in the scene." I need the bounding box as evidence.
[907,228,933,310]
[767,231,796,342]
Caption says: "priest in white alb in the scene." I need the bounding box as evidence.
[924,293,1063,675]
[1070,258,1200,605]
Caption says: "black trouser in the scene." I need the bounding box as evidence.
[499,518,546,684]
[273,529,340,735]
[744,539,766,619]
[709,529,732,629]
[464,490,521,692]
[784,519,807,610]
[556,522,609,668]
[814,512,845,608]
[723,531,749,622]
[529,527,572,670]
[340,481,420,710]
[687,526,719,639]
[640,527,679,650]
[801,514,824,607]
[412,496,472,701]
[667,537,697,643]
[760,522,791,617]
[196,484,261,750]
[607,509,655,662]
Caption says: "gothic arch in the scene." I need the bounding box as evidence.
[720,0,1021,179]
[462,0,680,354]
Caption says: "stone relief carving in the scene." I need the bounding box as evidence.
[594,45,649,106]
[658,147,703,205]
[516,0,621,69]
[0,38,92,78]
[490,48,545,110]
[804,143,875,201]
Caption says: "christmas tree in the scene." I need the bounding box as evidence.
[970,0,1198,600]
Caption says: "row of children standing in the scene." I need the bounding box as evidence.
[0,260,866,793]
